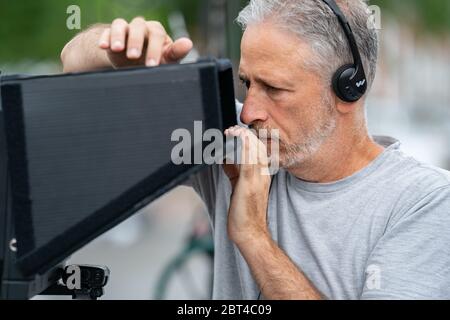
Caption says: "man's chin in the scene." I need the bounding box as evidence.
[264,140,309,170]
[277,149,310,170]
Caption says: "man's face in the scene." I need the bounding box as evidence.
[239,22,337,169]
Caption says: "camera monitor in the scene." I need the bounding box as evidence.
[0,59,236,279]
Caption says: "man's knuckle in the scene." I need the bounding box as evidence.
[148,20,163,28]
[152,31,166,39]
[147,21,166,34]
[112,18,127,26]
[131,20,146,30]
[131,16,146,24]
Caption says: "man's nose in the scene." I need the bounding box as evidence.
[240,92,269,125]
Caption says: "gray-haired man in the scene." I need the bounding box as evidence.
[61,0,450,300]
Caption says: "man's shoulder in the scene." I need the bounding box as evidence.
[378,148,450,225]
[383,146,450,193]
[368,136,450,191]
[399,160,450,211]
[410,161,450,187]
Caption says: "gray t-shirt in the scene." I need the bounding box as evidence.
[186,136,450,300]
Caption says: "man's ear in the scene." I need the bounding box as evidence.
[335,96,361,115]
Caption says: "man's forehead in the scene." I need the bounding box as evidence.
[239,59,295,80]
[239,23,311,76]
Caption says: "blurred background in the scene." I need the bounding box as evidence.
[1,0,449,299]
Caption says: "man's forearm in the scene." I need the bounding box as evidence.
[236,233,324,300]
[61,24,111,73]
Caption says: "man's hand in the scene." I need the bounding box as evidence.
[99,18,193,67]
[224,126,272,244]
[61,17,193,73]
[224,126,323,300]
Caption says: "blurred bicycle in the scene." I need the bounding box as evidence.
[153,213,214,300]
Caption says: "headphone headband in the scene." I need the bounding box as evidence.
[321,0,368,101]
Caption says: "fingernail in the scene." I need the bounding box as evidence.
[128,48,140,58]
[99,41,108,48]
[112,41,123,50]
[147,59,157,67]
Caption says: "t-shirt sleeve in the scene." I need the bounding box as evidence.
[361,185,450,300]
[178,99,242,220]
[179,164,222,224]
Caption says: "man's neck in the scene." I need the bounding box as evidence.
[287,129,385,183]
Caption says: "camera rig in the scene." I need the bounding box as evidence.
[0,59,236,299]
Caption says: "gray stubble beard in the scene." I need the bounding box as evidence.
[281,94,337,169]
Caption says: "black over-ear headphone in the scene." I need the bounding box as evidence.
[321,0,368,102]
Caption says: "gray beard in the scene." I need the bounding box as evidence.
[281,98,337,169]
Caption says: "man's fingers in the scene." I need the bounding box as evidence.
[164,38,193,62]
[225,127,254,166]
[102,18,193,67]
[110,18,128,52]
[146,33,166,66]
[99,28,111,49]
[127,17,147,59]
[145,21,168,66]
[225,126,269,168]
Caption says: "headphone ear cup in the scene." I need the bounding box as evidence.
[332,64,358,103]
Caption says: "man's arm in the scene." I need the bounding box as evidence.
[237,232,324,300]
[224,126,324,300]
[61,17,193,73]
[61,24,111,73]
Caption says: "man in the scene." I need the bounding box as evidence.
[61,0,450,300]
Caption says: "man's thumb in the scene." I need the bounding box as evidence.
[165,38,193,62]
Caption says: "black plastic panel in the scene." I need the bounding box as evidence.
[0,60,236,276]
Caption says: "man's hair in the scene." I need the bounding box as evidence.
[236,0,378,90]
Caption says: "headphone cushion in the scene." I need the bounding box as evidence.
[332,64,357,102]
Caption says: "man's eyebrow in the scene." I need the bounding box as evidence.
[239,73,275,84]
[238,73,248,80]
[242,75,293,90]
[239,70,295,90]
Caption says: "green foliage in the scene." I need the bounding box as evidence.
[0,0,449,63]
[372,0,450,35]
[0,0,201,62]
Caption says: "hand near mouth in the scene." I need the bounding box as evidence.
[223,126,272,244]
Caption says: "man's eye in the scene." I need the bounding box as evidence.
[265,84,281,93]
[240,79,250,89]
